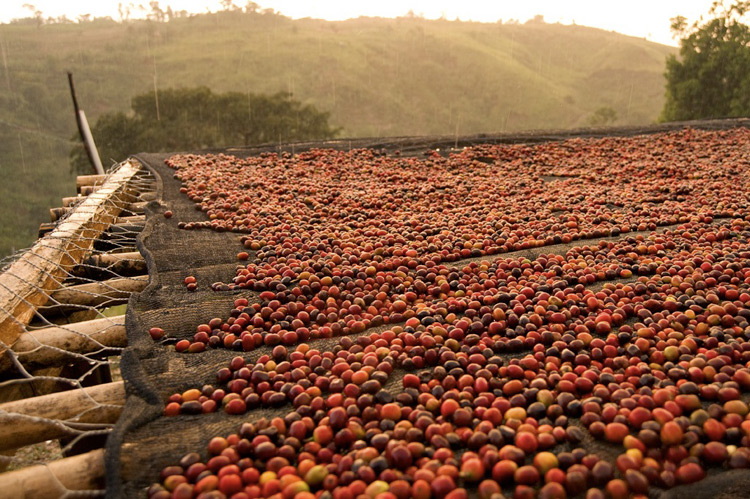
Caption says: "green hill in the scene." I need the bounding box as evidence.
[0,11,676,256]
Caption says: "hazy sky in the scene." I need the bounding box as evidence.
[3,0,718,46]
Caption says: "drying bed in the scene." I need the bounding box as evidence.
[109,123,750,499]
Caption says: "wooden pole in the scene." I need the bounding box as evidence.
[0,380,124,421]
[63,196,149,210]
[76,174,106,192]
[117,215,146,225]
[41,215,147,238]
[0,448,105,497]
[61,196,83,207]
[87,251,146,271]
[38,276,147,316]
[127,201,149,213]
[49,208,146,223]
[7,315,126,369]
[9,314,124,360]
[70,251,146,280]
[68,72,104,175]
[78,109,105,175]
[0,382,124,451]
[0,161,139,361]
[80,185,100,196]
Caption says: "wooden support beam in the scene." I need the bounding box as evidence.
[0,161,140,361]
[3,315,126,370]
[54,201,148,223]
[40,218,147,239]
[70,250,146,280]
[75,174,106,192]
[83,251,147,274]
[0,382,124,452]
[51,276,147,307]
[139,191,157,202]
[62,196,83,208]
[128,200,148,212]
[80,185,99,196]
[117,215,146,225]
[0,379,125,420]
[49,207,67,222]
[37,223,56,238]
[37,276,146,318]
[105,224,144,238]
[0,448,105,497]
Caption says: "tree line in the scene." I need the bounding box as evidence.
[662,0,749,121]
[70,87,340,172]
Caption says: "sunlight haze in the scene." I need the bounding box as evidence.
[3,0,718,46]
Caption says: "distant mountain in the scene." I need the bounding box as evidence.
[0,11,676,256]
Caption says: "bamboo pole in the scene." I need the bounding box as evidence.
[0,382,124,451]
[0,448,105,497]
[0,161,140,361]
[4,315,126,370]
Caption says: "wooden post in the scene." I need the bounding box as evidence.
[49,207,69,222]
[43,275,147,310]
[80,185,100,196]
[0,382,124,451]
[86,251,147,272]
[2,315,126,370]
[0,448,105,497]
[127,201,149,213]
[68,72,104,175]
[117,215,146,225]
[75,174,106,192]
[41,214,147,238]
[61,196,83,207]
[0,161,140,362]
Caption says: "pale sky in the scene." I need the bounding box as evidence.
[2,0,719,47]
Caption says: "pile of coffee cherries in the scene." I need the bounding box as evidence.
[160,129,749,355]
[148,128,750,498]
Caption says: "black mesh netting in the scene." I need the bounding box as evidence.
[106,119,750,498]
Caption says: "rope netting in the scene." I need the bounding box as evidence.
[0,160,155,495]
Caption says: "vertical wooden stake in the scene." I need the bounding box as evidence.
[68,72,104,175]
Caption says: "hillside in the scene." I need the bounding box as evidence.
[0,11,676,256]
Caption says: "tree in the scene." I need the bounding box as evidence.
[70,87,340,173]
[661,1,750,121]
[148,1,165,22]
[22,4,44,28]
[220,0,240,11]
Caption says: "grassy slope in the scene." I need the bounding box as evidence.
[0,12,676,256]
